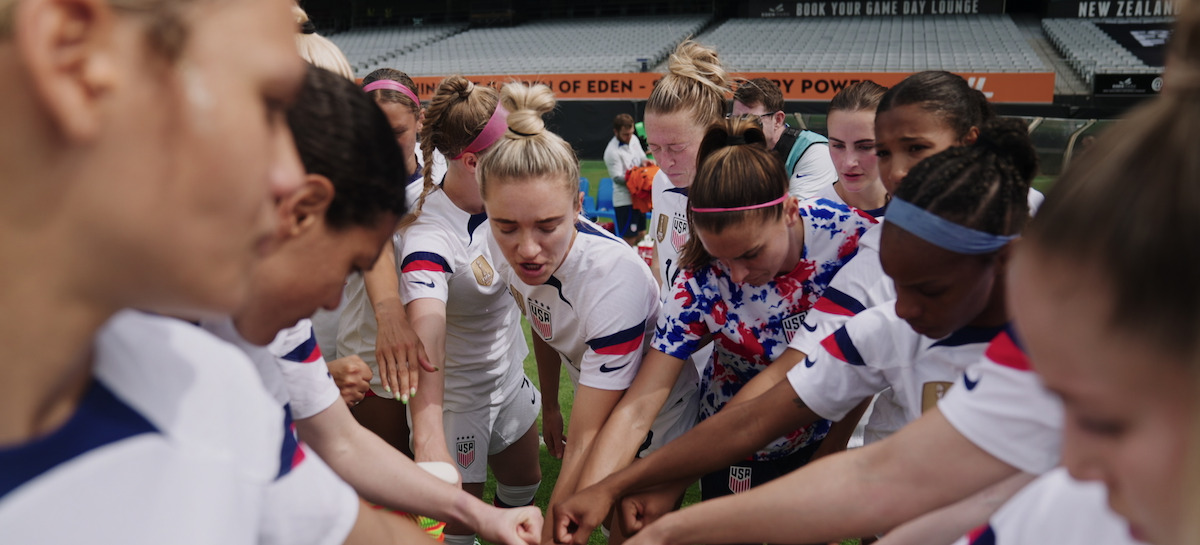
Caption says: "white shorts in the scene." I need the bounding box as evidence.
[639,385,700,458]
[423,375,541,483]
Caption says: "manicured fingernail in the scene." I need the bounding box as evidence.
[394,392,402,402]
[410,387,417,397]
[400,393,409,404]
[384,385,392,394]
[433,367,440,372]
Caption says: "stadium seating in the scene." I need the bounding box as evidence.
[328,24,469,75]
[338,16,710,76]
[699,15,1045,73]
[1041,17,1168,83]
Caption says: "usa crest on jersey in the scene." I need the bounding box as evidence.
[670,214,689,252]
[529,298,553,340]
[456,436,476,468]
[782,312,806,343]
[728,466,752,494]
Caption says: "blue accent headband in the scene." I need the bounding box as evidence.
[886,197,1016,255]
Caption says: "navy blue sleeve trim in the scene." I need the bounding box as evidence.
[824,287,867,315]
[0,380,159,499]
[586,319,648,351]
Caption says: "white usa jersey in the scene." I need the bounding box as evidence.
[0,311,284,545]
[201,318,362,545]
[494,218,661,391]
[399,188,528,412]
[789,301,1004,445]
[787,221,890,356]
[789,188,1045,358]
[954,468,1138,545]
[654,198,874,460]
[650,169,690,293]
[333,148,444,368]
[939,326,1063,475]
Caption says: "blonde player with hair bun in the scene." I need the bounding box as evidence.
[478,82,691,544]
[292,5,355,80]
[397,75,543,545]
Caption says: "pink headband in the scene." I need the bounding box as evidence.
[362,80,421,108]
[450,104,509,160]
[691,194,789,213]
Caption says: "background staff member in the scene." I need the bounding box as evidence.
[732,78,838,200]
[604,113,654,245]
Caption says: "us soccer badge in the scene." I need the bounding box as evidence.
[456,436,476,469]
[728,466,752,494]
[781,312,807,343]
[528,298,553,340]
[669,214,688,252]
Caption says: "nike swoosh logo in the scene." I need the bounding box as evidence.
[800,316,818,332]
[599,361,631,373]
[409,280,436,288]
[963,372,981,391]
[803,356,817,368]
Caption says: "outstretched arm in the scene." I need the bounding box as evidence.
[406,298,454,468]
[298,394,543,545]
[556,373,822,545]
[543,384,625,544]
[365,240,433,400]
[533,332,567,459]
[573,349,689,491]
[625,408,1020,545]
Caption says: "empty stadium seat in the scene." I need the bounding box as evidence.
[700,15,1045,73]
[1041,17,1169,83]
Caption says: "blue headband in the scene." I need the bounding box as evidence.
[886,197,1016,255]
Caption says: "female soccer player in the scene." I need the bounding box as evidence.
[998,19,1200,543]
[646,40,730,291]
[810,80,889,218]
[399,75,543,545]
[205,64,542,545]
[554,119,1035,544]
[0,0,311,540]
[553,117,875,542]
[335,67,441,451]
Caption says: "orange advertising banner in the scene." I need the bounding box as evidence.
[409,71,1056,103]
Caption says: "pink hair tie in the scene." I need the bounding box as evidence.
[450,104,509,160]
[362,80,421,108]
[691,194,789,213]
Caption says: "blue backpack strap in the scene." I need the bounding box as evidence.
[784,130,829,174]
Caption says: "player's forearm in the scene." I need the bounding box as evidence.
[364,241,402,309]
[573,400,655,491]
[301,410,474,525]
[532,333,561,409]
[406,303,450,459]
[616,384,816,498]
[574,349,690,489]
[659,409,1021,544]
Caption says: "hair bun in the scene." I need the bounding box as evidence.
[500,82,555,139]
[667,40,728,93]
[976,118,1038,184]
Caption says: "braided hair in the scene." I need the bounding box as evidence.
[893,117,1036,239]
[401,75,499,227]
